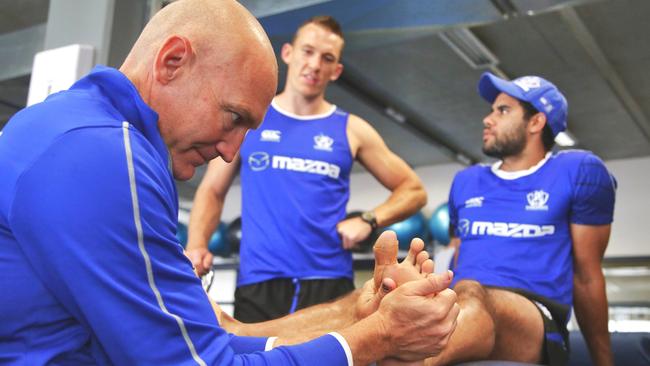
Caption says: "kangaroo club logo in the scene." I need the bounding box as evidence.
[313,133,334,151]
[526,190,549,211]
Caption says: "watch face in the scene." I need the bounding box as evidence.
[362,211,376,223]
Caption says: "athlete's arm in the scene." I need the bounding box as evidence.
[569,153,616,366]
[448,237,461,270]
[337,114,427,249]
[446,185,461,270]
[186,154,241,275]
[571,223,613,366]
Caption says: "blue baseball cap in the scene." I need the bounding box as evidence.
[478,72,568,137]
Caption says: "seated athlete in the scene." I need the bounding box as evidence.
[422,73,616,366]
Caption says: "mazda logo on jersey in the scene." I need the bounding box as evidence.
[457,219,555,238]
[247,151,341,179]
[458,219,470,237]
[248,152,270,171]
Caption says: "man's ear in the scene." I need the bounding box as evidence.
[153,35,193,85]
[280,43,293,65]
[330,62,344,81]
[528,112,547,135]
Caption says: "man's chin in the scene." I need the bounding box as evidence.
[482,144,500,159]
[172,165,196,181]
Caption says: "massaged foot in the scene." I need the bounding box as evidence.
[374,231,435,366]
[357,231,437,320]
[373,230,435,291]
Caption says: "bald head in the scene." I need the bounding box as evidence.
[121,0,278,180]
[122,0,275,79]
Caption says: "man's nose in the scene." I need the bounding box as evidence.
[218,128,248,163]
[483,114,493,128]
[307,55,321,70]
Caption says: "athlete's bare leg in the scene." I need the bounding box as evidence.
[423,281,544,365]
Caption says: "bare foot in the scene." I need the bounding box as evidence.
[374,232,435,291]
[357,231,435,319]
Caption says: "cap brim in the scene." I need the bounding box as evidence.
[478,72,526,103]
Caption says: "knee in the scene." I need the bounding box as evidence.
[454,280,497,355]
[454,280,488,302]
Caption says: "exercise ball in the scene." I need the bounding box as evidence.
[208,222,230,257]
[226,217,242,254]
[428,202,450,245]
[176,222,188,248]
[383,212,428,250]
[344,211,376,253]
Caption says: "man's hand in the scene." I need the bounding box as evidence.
[343,271,458,364]
[337,216,373,249]
[376,272,459,361]
[184,245,213,276]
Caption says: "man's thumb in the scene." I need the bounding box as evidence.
[371,277,396,309]
[400,271,453,297]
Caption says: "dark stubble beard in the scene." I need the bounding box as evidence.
[482,124,527,159]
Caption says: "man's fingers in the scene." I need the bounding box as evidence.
[398,271,454,297]
[201,254,213,274]
[434,288,459,315]
[380,277,397,296]
[367,277,396,315]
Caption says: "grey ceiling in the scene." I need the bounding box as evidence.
[1,0,649,201]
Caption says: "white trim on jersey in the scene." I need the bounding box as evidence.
[271,99,337,120]
[491,152,552,180]
[122,121,207,366]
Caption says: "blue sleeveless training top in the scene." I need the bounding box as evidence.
[238,101,354,286]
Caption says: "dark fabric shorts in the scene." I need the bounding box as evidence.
[234,277,355,322]
[491,286,571,366]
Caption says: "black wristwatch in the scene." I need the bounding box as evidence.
[360,210,378,230]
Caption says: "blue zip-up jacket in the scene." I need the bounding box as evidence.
[0,66,350,365]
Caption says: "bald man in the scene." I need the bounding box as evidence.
[0,1,458,365]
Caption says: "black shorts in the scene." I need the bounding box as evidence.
[234,277,355,322]
[490,286,571,366]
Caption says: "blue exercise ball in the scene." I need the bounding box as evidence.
[226,217,242,254]
[176,222,188,248]
[383,212,428,250]
[208,222,230,257]
[429,203,451,245]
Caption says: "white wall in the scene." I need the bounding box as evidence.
[198,156,650,258]
[346,162,464,216]
[605,156,650,257]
